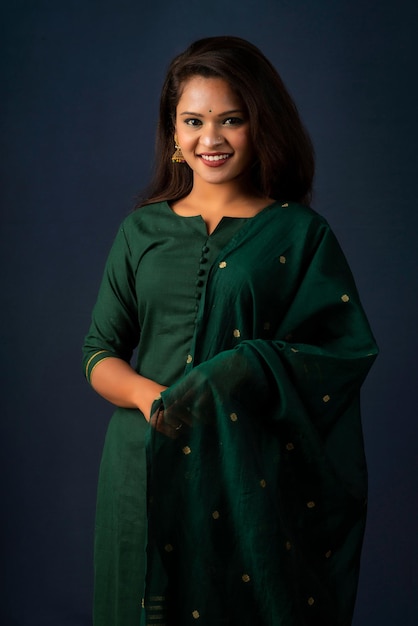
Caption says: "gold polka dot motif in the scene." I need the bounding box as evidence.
[279,255,286,264]
[182,446,191,455]
[192,609,200,619]
[306,501,316,509]
[186,354,193,364]
[260,479,267,488]
[219,261,227,268]
[281,202,289,207]
[322,394,330,403]
[325,549,332,559]
[285,541,292,551]
[307,597,315,606]
[230,412,238,422]
[341,294,350,302]
[233,329,241,338]
[212,510,220,519]
[285,442,294,451]
[242,574,251,583]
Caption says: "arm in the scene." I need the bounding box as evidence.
[90,357,167,420]
[83,220,167,420]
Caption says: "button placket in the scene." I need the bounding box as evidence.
[186,241,211,369]
[194,241,210,305]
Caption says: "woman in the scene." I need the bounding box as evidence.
[83,36,378,626]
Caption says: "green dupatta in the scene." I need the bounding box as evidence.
[146,203,378,626]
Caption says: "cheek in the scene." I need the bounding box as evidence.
[233,127,251,147]
[177,130,196,150]
[235,131,254,159]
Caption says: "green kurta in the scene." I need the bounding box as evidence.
[83,200,377,626]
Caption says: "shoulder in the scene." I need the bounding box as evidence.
[120,201,169,231]
[101,202,170,261]
[276,201,327,223]
[264,201,330,238]
[114,201,170,245]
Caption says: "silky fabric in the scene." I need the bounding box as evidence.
[83,200,377,626]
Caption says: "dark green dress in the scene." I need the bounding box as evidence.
[83,200,378,626]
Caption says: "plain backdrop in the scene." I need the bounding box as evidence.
[1,1,417,624]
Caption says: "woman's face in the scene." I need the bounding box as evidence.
[175,76,254,187]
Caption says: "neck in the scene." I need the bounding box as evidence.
[187,177,258,211]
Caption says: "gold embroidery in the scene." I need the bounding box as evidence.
[89,356,112,382]
[186,354,193,364]
[182,446,191,455]
[281,202,289,207]
[85,350,107,379]
[279,255,286,264]
[230,412,238,421]
[307,501,316,509]
[323,394,330,403]
[219,261,227,268]
[242,574,251,582]
[212,510,220,519]
[341,294,350,302]
[286,442,294,451]
[260,479,267,488]
[308,597,315,606]
[233,329,241,338]
[192,610,200,619]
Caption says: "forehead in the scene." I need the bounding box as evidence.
[176,76,243,111]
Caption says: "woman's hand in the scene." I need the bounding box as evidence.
[89,357,167,420]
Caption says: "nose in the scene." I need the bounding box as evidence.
[200,125,224,148]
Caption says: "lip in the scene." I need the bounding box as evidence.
[198,152,233,167]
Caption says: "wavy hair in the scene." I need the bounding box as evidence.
[139,36,314,206]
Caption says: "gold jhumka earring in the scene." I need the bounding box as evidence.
[171,136,185,163]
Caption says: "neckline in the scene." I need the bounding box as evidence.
[163,199,279,236]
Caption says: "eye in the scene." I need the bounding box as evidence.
[184,118,203,127]
[223,117,245,126]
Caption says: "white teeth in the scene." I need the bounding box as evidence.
[201,154,230,162]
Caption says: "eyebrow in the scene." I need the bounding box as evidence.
[179,109,245,117]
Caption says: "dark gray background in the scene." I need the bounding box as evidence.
[1,1,417,624]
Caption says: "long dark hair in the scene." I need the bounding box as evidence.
[139,36,314,206]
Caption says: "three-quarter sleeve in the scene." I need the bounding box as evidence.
[82,222,140,383]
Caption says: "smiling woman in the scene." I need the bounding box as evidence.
[176,78,252,182]
[83,36,378,626]
[172,75,264,233]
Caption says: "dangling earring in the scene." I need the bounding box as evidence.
[171,135,185,163]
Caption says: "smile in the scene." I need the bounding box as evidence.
[200,154,231,162]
